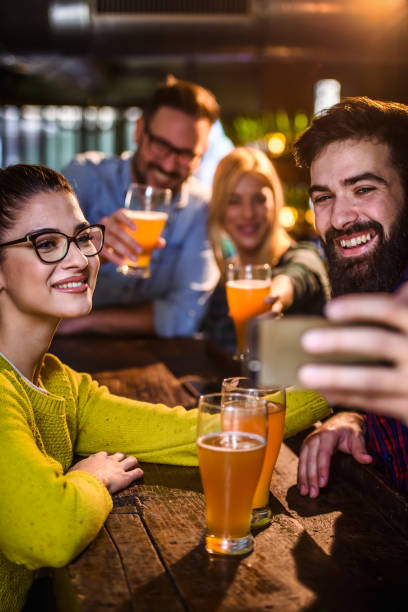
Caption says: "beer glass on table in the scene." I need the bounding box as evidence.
[226,263,271,361]
[197,392,267,555]
[117,182,171,278]
[222,377,286,528]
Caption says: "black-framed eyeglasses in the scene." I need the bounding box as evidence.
[0,224,105,263]
[144,124,202,165]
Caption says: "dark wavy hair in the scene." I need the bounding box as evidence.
[144,74,220,125]
[293,96,408,198]
[0,164,74,251]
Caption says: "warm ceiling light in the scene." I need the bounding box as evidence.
[279,206,298,229]
[267,132,286,156]
[304,209,315,226]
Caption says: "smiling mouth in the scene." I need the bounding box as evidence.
[238,225,259,235]
[150,165,179,182]
[53,281,86,289]
[338,231,375,250]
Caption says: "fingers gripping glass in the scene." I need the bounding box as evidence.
[145,124,202,165]
[0,224,105,263]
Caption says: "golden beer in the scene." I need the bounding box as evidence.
[226,279,271,356]
[221,379,286,527]
[121,210,168,270]
[252,403,285,510]
[222,403,285,514]
[197,431,265,550]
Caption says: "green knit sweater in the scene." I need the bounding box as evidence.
[0,353,198,611]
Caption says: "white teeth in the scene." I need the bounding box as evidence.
[340,233,372,249]
[55,281,83,289]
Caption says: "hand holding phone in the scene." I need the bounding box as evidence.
[248,315,393,389]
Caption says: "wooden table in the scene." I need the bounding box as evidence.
[50,335,408,612]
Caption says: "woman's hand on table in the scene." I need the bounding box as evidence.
[297,411,372,498]
[297,284,408,425]
[68,451,143,494]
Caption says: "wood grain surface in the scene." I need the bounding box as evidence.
[50,337,408,612]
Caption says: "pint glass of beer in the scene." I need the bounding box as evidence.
[226,263,271,361]
[197,392,267,555]
[222,377,286,528]
[117,183,171,278]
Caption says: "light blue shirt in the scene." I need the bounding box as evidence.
[62,152,219,337]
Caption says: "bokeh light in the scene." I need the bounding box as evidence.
[304,208,315,226]
[279,206,298,229]
[266,132,286,156]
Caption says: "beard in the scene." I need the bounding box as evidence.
[132,147,182,191]
[323,208,408,297]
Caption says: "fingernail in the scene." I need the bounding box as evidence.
[319,476,326,486]
[298,365,320,387]
[325,300,342,317]
[299,484,307,495]
[301,330,324,351]
[310,486,317,497]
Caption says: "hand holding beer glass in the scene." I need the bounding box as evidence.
[117,183,171,278]
[226,263,271,360]
[197,392,267,555]
[222,377,286,528]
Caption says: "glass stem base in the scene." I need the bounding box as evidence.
[117,264,150,278]
[205,533,254,556]
[232,351,248,362]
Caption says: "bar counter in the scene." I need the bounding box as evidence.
[49,334,408,612]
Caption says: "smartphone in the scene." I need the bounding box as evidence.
[247,315,393,388]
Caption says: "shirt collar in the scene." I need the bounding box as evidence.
[121,152,134,202]
[394,266,408,292]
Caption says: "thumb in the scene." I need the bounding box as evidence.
[264,295,279,305]
[350,435,373,464]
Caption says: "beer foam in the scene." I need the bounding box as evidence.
[127,210,168,221]
[198,431,265,451]
[226,279,270,290]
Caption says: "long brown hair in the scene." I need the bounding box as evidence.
[208,147,292,277]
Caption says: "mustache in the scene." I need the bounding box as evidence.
[324,220,384,244]
[147,162,181,182]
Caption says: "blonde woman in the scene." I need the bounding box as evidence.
[204,147,330,352]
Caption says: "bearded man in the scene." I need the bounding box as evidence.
[292,97,408,496]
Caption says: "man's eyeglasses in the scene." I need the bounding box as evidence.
[0,224,105,263]
[144,124,202,165]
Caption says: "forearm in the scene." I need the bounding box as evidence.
[76,386,198,466]
[0,447,112,569]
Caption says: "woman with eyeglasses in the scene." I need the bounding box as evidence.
[0,165,197,612]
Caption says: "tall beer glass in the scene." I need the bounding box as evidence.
[222,377,285,528]
[117,183,171,278]
[197,392,267,555]
[226,263,271,361]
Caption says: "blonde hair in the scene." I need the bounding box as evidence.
[208,147,292,276]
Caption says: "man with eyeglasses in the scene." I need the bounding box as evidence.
[60,75,220,337]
